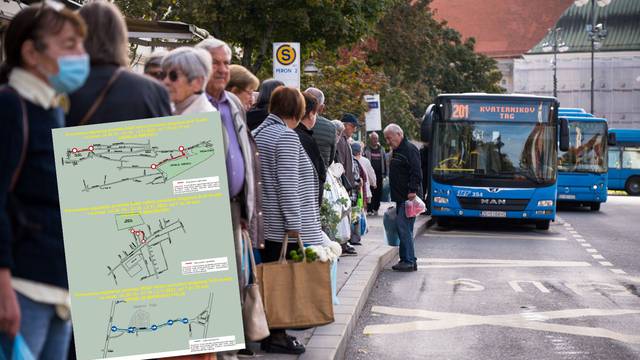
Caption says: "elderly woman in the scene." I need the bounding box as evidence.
[226,64,259,111]
[247,78,284,131]
[161,47,216,115]
[252,87,324,355]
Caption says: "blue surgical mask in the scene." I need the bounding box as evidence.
[47,54,90,94]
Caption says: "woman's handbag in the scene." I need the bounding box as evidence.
[241,230,270,341]
[256,235,334,329]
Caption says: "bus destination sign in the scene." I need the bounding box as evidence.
[448,100,550,122]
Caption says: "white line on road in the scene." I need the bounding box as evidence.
[599,261,613,267]
[416,258,592,269]
[611,269,628,275]
[576,238,586,242]
[592,254,605,260]
[586,249,598,253]
[425,232,567,241]
[581,243,592,247]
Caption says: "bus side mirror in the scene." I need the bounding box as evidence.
[608,132,616,146]
[421,104,434,143]
[559,118,570,152]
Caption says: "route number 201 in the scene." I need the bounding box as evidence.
[452,104,470,119]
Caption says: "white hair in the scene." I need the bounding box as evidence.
[304,87,325,105]
[332,119,344,135]
[162,47,212,92]
[383,123,404,137]
[196,38,232,59]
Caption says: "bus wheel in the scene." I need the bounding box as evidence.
[625,177,640,196]
[590,202,601,211]
[535,220,550,230]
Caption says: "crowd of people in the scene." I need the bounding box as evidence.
[0,1,422,359]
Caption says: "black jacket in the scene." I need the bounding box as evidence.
[67,65,171,126]
[389,138,423,203]
[247,106,269,131]
[295,123,326,206]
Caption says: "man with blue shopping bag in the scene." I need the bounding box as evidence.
[384,124,422,272]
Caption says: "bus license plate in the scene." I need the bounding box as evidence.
[480,211,507,218]
[558,194,576,200]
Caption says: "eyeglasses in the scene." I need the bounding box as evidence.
[159,70,181,82]
[147,71,165,81]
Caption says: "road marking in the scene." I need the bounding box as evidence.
[364,306,640,344]
[574,235,584,239]
[611,269,627,275]
[569,230,578,234]
[425,232,567,241]
[599,261,613,267]
[416,258,592,269]
[581,243,591,247]
[576,238,586,242]
[445,278,485,292]
[586,249,598,253]
[509,280,550,293]
[592,254,605,260]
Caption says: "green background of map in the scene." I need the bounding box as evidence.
[52,112,244,359]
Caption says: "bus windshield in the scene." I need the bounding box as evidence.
[432,121,557,186]
[558,121,607,173]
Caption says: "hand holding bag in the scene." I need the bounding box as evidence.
[241,230,270,341]
[256,235,334,329]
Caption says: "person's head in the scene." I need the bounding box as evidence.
[341,113,359,137]
[255,78,285,109]
[332,119,345,140]
[144,49,167,81]
[79,0,128,67]
[301,92,319,129]
[369,132,380,147]
[304,87,325,114]
[383,124,405,149]
[1,2,88,92]
[161,47,212,105]
[351,142,362,158]
[196,38,232,99]
[226,64,259,111]
[269,86,305,129]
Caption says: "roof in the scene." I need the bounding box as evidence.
[436,93,558,102]
[529,0,640,53]
[430,0,574,58]
[609,128,640,144]
[560,116,608,123]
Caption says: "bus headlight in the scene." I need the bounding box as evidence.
[537,200,554,207]
[434,196,449,204]
[592,185,598,190]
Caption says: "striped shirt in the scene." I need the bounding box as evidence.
[252,114,323,245]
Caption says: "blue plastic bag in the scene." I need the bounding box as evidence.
[359,212,368,235]
[0,334,35,360]
[383,207,400,246]
[330,260,339,305]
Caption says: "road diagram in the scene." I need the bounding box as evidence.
[107,213,185,285]
[101,293,213,358]
[60,140,214,192]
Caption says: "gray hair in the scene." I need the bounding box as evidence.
[383,123,404,137]
[332,119,344,135]
[196,38,232,59]
[305,87,325,105]
[144,49,167,72]
[162,47,212,91]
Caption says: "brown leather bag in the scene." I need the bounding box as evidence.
[256,235,334,329]
[241,230,270,341]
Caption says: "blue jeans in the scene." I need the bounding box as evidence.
[0,293,72,359]
[396,203,417,264]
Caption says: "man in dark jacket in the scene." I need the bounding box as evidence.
[305,87,336,168]
[384,124,422,272]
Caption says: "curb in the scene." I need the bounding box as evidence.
[298,215,430,360]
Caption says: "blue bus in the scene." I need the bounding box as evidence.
[422,94,569,230]
[556,112,610,211]
[608,128,640,196]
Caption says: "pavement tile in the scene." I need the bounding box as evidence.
[297,348,335,360]
[306,335,342,349]
[312,323,347,336]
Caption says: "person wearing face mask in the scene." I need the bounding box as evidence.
[66,1,171,127]
[0,3,88,358]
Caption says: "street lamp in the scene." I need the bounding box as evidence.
[542,27,569,98]
[575,0,611,114]
[303,59,320,76]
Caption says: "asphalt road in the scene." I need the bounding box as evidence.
[346,195,640,360]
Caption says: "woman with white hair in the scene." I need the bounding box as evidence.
[161,47,216,115]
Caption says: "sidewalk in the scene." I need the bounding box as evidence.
[247,203,431,360]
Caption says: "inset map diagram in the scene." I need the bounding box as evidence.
[101,293,213,358]
[60,140,214,192]
[108,214,185,285]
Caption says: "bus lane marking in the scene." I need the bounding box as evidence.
[363,306,640,344]
[425,232,567,241]
[417,258,591,269]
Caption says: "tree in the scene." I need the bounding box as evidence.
[118,0,392,75]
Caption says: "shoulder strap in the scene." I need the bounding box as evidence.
[77,67,124,126]
[0,86,29,192]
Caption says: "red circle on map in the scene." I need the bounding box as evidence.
[88,145,94,151]
[72,148,78,153]
[151,164,157,169]
[179,146,185,152]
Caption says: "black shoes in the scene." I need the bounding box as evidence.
[341,243,358,256]
[349,241,362,246]
[392,261,417,272]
